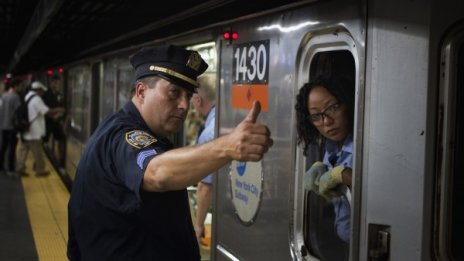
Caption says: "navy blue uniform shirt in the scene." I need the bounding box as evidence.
[67,101,200,261]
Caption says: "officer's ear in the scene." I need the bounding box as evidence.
[134,81,147,99]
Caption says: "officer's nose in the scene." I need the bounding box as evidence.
[178,93,190,110]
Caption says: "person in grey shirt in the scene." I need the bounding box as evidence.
[0,79,22,176]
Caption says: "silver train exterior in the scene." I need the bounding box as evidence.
[53,0,463,260]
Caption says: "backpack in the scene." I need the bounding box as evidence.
[12,94,36,133]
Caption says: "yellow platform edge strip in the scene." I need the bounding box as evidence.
[21,155,70,260]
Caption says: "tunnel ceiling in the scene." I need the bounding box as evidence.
[0,0,309,76]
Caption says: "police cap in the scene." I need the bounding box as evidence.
[129,44,208,93]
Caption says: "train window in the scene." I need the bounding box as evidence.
[90,62,102,133]
[116,62,135,110]
[102,61,116,118]
[293,30,359,261]
[303,50,354,261]
[67,65,92,142]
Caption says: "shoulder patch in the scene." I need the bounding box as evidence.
[137,149,157,169]
[125,130,157,149]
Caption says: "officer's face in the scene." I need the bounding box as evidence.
[139,78,193,137]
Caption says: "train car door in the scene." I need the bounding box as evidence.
[101,57,133,119]
[293,30,363,261]
[184,41,218,261]
[435,22,464,261]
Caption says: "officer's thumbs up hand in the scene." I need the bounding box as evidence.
[227,101,273,162]
[244,99,261,123]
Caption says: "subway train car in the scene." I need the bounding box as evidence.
[44,0,463,260]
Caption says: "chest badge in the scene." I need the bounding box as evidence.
[125,130,157,149]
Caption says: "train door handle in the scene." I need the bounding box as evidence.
[368,224,390,261]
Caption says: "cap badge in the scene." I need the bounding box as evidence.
[125,130,157,149]
[186,51,201,71]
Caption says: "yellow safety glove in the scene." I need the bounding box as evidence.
[318,165,345,199]
[303,161,327,193]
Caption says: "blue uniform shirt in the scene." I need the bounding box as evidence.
[67,101,200,261]
[198,106,215,184]
[323,134,352,243]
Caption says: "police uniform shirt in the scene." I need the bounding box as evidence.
[67,101,200,261]
[323,134,353,243]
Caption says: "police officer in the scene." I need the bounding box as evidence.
[67,44,273,261]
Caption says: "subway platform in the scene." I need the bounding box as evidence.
[0,146,211,261]
[0,148,69,261]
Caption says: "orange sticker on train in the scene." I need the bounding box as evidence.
[231,84,268,112]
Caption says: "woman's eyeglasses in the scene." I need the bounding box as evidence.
[307,102,342,125]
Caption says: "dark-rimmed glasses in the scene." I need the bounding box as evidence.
[307,102,342,125]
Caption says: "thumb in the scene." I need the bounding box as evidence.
[244,100,261,123]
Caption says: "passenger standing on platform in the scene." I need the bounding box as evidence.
[0,79,22,177]
[191,73,216,245]
[67,44,273,261]
[16,81,65,177]
[42,75,66,167]
[295,76,354,243]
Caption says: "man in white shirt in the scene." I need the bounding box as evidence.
[16,81,65,176]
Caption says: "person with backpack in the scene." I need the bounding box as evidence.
[0,79,22,177]
[16,81,65,177]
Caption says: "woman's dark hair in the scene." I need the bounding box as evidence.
[295,75,355,155]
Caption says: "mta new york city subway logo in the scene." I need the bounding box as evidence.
[236,161,247,176]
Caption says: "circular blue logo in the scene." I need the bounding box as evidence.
[236,161,247,176]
